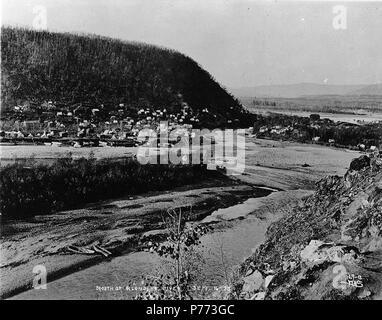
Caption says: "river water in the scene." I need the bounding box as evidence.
[12,193,283,300]
[253,109,382,124]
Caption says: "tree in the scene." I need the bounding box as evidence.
[136,207,210,300]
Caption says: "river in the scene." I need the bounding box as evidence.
[252,109,382,124]
[11,193,284,300]
[8,137,357,300]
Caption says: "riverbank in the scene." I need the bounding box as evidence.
[1,138,361,299]
[0,157,217,219]
[250,107,382,125]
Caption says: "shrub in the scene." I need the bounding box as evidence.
[136,207,210,300]
[0,156,219,219]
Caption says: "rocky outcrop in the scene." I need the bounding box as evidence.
[349,155,370,171]
[237,154,382,300]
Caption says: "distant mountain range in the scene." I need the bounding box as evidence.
[230,83,382,98]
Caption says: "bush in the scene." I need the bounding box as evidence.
[0,156,219,219]
[136,207,210,300]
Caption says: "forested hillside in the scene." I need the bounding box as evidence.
[1,27,249,127]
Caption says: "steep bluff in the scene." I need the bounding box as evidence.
[237,153,382,300]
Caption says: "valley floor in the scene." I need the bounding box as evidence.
[0,138,361,299]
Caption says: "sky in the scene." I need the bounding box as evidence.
[1,0,382,88]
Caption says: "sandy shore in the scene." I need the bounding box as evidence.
[235,138,359,190]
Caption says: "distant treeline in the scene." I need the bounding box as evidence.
[0,156,219,219]
[252,99,277,107]
[242,95,382,115]
[1,26,251,127]
[253,113,382,148]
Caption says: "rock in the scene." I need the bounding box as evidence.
[349,155,370,171]
[245,268,254,277]
[264,268,275,275]
[327,247,345,263]
[237,154,382,299]
[251,291,266,300]
[264,275,274,289]
[341,234,353,242]
[282,260,297,271]
[242,270,264,293]
[300,240,325,262]
[357,288,372,299]
[300,240,357,266]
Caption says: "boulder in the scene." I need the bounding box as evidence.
[251,291,266,300]
[349,155,370,171]
[264,275,274,289]
[300,240,358,266]
[242,270,264,293]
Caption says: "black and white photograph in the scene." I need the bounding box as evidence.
[0,0,381,306]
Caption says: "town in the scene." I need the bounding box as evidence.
[1,100,382,155]
[0,99,225,147]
